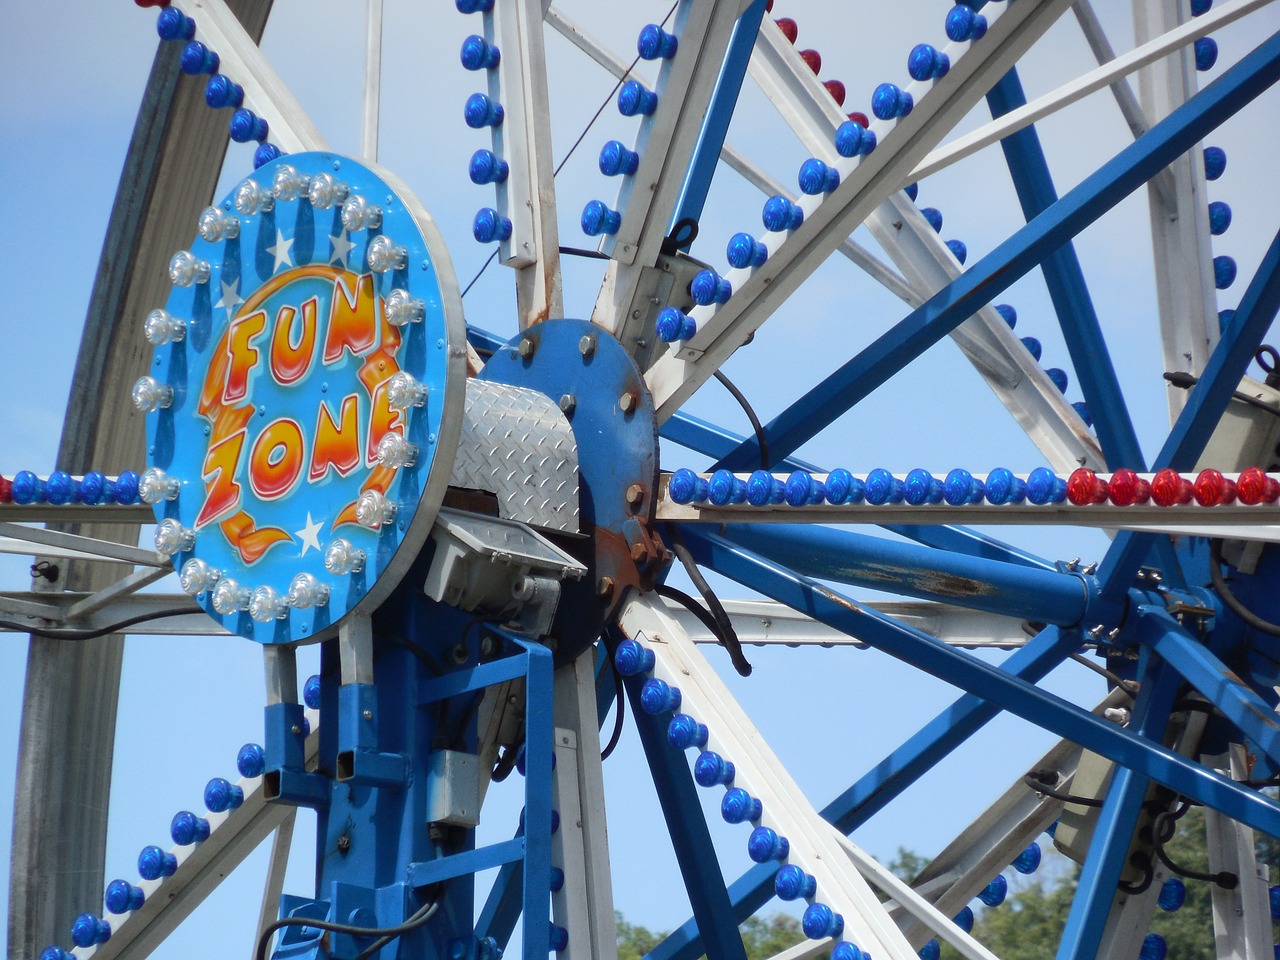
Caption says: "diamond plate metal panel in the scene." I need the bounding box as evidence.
[450,379,580,533]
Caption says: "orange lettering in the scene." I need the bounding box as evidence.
[270,296,317,385]
[323,274,378,364]
[248,418,305,501]
[224,310,268,403]
[366,381,401,465]
[197,430,246,528]
[310,394,362,481]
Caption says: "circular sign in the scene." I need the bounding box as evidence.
[140,152,466,643]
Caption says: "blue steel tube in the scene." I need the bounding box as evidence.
[710,522,1114,627]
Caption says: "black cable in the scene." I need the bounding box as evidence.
[657,583,729,645]
[600,656,626,762]
[1116,856,1155,895]
[1208,538,1280,637]
[461,249,499,299]
[1,607,199,641]
[713,371,769,470]
[1068,652,1139,697]
[666,528,752,676]
[1023,772,1104,807]
[1163,370,1280,421]
[256,895,441,960]
[1151,811,1238,888]
[560,245,611,260]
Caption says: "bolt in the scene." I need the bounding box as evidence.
[596,576,615,599]
[619,392,637,414]
[626,484,646,507]
[1082,562,1098,575]
[517,337,535,358]
[559,394,576,416]
[579,334,596,358]
[1108,627,1121,641]
[631,542,651,564]
[1149,571,1163,584]
[363,709,373,721]
[291,725,301,735]
[1088,625,1105,639]
[1068,557,1081,571]
[337,834,351,855]
[631,310,641,320]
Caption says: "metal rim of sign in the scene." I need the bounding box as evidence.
[143,151,467,645]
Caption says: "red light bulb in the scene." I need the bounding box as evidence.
[1151,469,1191,506]
[846,111,870,129]
[0,475,11,503]
[799,49,822,74]
[823,80,847,105]
[1193,468,1236,506]
[1067,468,1106,505]
[1108,469,1150,506]
[1236,467,1279,505]
[765,0,773,11]
[775,18,798,43]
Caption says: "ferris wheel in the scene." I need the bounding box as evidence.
[5,1,1280,959]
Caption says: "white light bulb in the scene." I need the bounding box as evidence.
[386,372,428,410]
[169,250,211,287]
[180,557,221,596]
[288,573,330,609]
[197,205,240,242]
[154,518,195,557]
[234,179,274,215]
[355,490,396,528]
[139,467,181,504]
[383,289,425,327]
[144,308,186,346]
[132,376,174,413]
[341,195,382,232]
[367,235,408,274]
[249,585,290,622]
[271,164,311,202]
[212,578,251,614]
[324,539,366,575]
[307,173,350,210]
[377,432,418,469]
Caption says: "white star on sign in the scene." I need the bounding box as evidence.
[268,229,294,274]
[215,277,243,319]
[295,513,323,557]
[330,230,355,267]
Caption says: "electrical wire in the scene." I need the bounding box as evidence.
[1022,772,1103,807]
[1163,369,1280,421]
[256,894,441,960]
[1208,538,1280,637]
[666,528,752,676]
[0,607,200,641]
[600,655,626,762]
[1151,811,1238,888]
[713,371,769,470]
[1067,652,1139,697]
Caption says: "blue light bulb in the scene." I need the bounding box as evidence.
[550,924,569,952]
[1020,336,1042,361]
[254,143,282,169]
[904,182,919,202]
[954,906,974,932]
[834,120,876,158]
[71,914,111,948]
[204,776,244,812]
[516,807,560,834]
[46,471,76,505]
[455,0,495,11]
[80,471,107,505]
[112,470,141,505]
[727,232,769,269]
[1208,200,1232,235]
[237,742,266,778]
[599,140,640,177]
[1072,401,1093,426]
[137,845,177,881]
[1214,255,1237,289]
[984,468,1026,505]
[618,80,658,117]
[1204,146,1227,180]
[638,24,678,60]
[581,200,622,237]
[785,470,818,506]
[474,208,513,243]
[762,196,804,232]
[1271,883,1280,919]
[904,469,942,505]
[721,787,761,824]
[1158,876,1185,911]
[105,879,144,914]
[204,74,244,109]
[669,468,708,505]
[690,270,732,306]
[978,874,1007,906]
[908,44,950,81]
[1195,37,1218,71]
[920,207,943,233]
[802,903,843,940]
[460,35,500,71]
[667,714,708,750]
[1026,467,1065,505]
[746,471,784,506]
[39,948,73,960]
[1218,308,1236,333]
[514,746,556,777]
[774,864,816,901]
[464,93,504,128]
[918,940,940,960]
[657,307,696,342]
[1139,933,1167,960]
[1012,841,1042,874]
[12,471,44,504]
[798,158,840,195]
[157,7,196,41]
[945,6,987,42]
[1045,820,1059,837]
[640,678,682,714]
[995,304,1017,328]
[946,239,967,264]
[304,674,321,709]
[469,149,510,185]
[230,108,269,143]
[865,468,903,505]
[708,469,746,505]
[1191,0,1212,11]
[1046,367,1069,394]
[825,468,858,505]
[747,826,789,863]
[872,83,913,121]
[832,944,864,960]
[181,41,219,75]
[171,810,211,845]
[548,866,565,893]
[944,468,984,506]
[694,751,736,787]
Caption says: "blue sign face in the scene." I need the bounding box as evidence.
[142,152,465,644]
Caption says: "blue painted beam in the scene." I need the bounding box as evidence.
[712,30,1280,472]
[713,523,1119,627]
